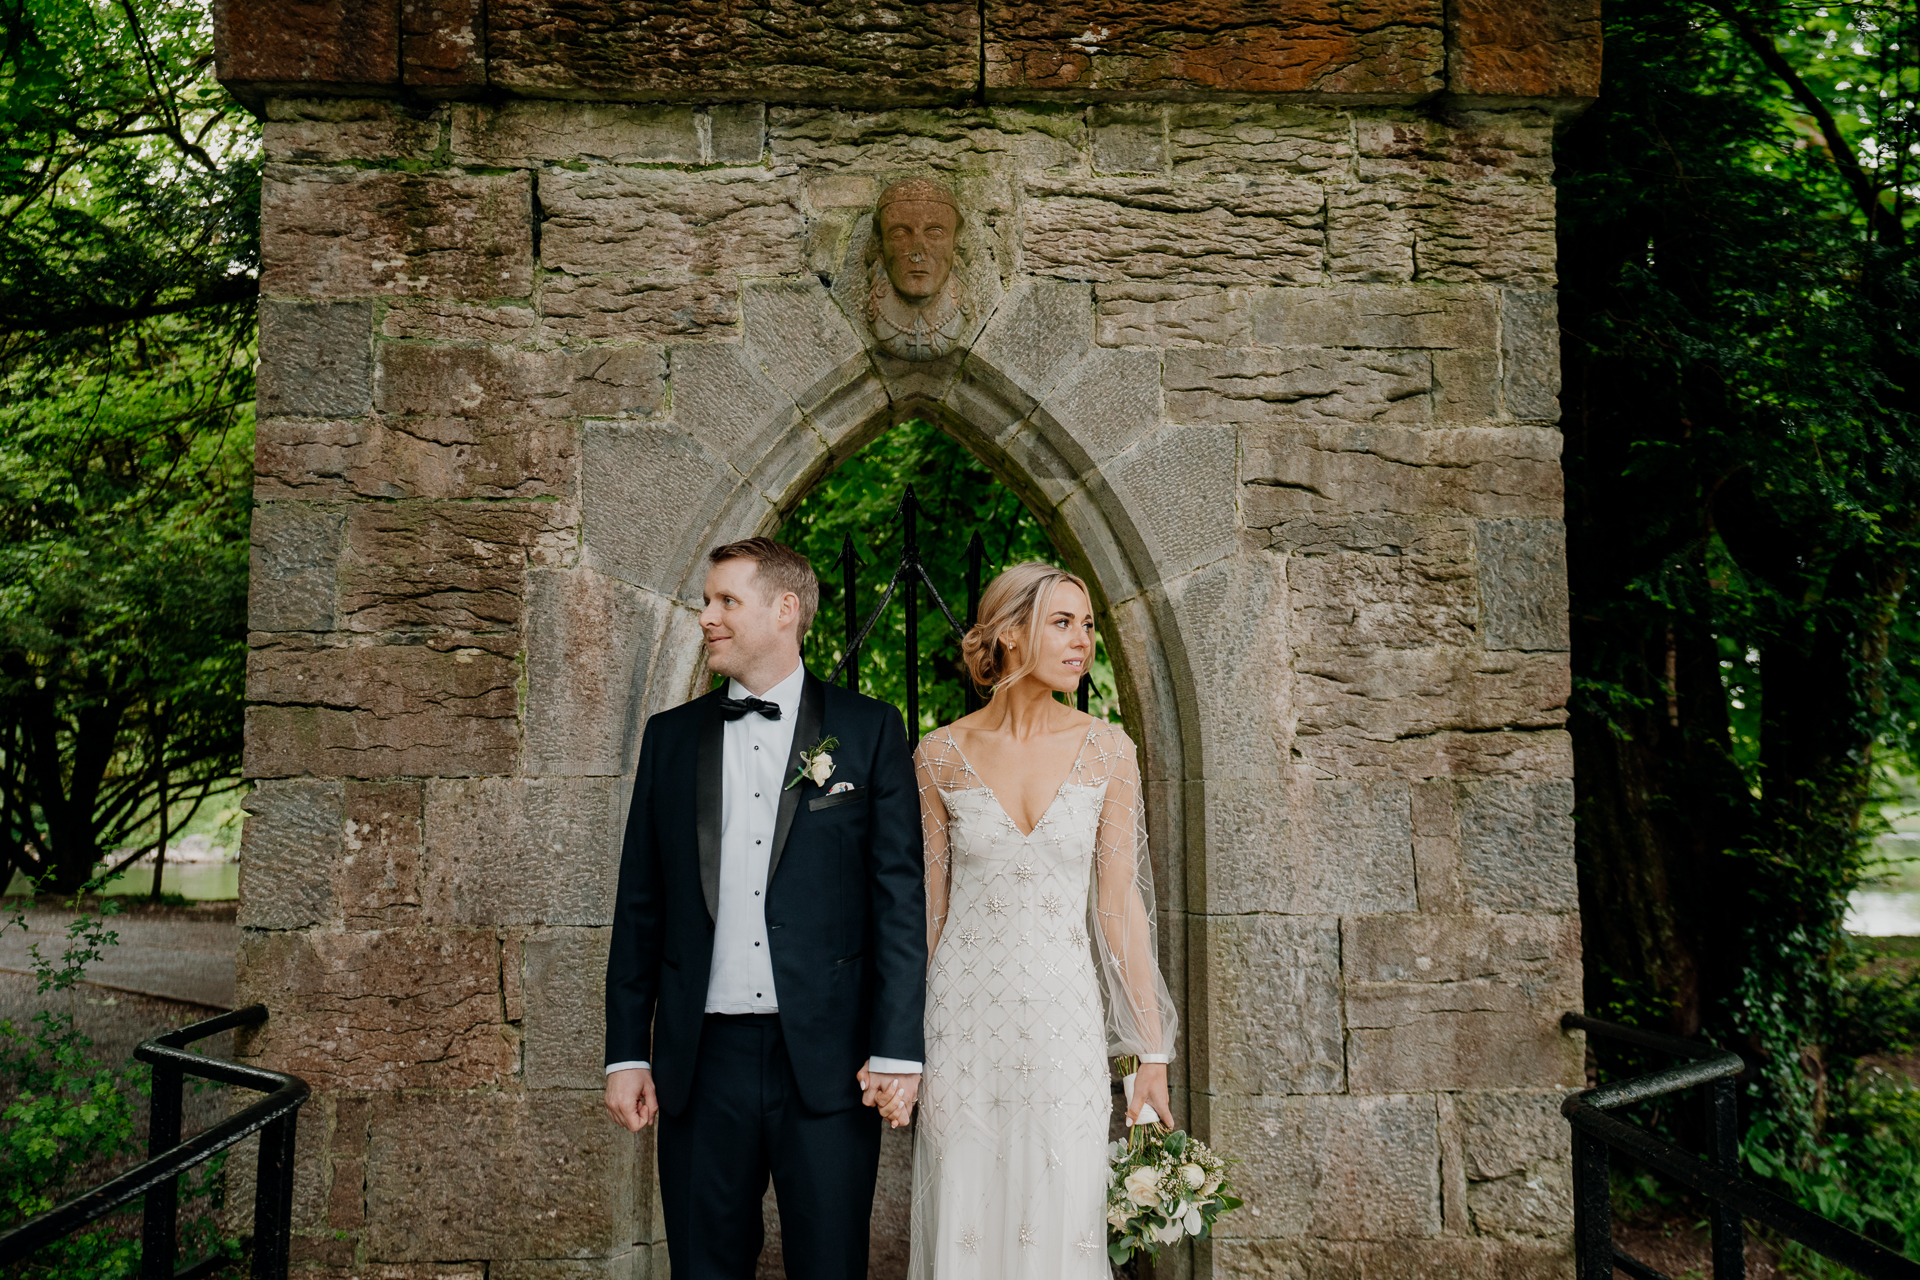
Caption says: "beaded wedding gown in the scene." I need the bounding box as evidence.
[908,720,1178,1280]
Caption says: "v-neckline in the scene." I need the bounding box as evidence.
[942,725,1095,839]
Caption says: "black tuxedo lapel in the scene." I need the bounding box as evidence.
[696,698,724,920]
[766,671,823,887]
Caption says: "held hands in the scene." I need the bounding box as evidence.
[1128,1062,1172,1129]
[605,1067,659,1132]
[858,1061,921,1128]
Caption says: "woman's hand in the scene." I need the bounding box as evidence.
[1128,1061,1172,1128]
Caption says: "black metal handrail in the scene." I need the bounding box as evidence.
[827,485,1091,729]
[0,1003,309,1279]
[1562,1011,1920,1280]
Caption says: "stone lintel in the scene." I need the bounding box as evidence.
[216,0,1599,111]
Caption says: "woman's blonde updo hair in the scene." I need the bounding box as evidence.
[961,562,1092,693]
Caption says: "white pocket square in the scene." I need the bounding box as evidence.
[827,781,856,794]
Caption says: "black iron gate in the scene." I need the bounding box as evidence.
[822,486,1091,732]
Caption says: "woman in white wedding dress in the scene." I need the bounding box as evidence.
[903,563,1179,1280]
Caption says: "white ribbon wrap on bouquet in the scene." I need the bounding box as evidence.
[1121,1072,1161,1127]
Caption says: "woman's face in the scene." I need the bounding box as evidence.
[1010,579,1094,696]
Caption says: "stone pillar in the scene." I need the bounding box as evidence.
[224,4,1600,1278]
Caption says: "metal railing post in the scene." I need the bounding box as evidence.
[840,536,858,692]
[140,1059,183,1279]
[1708,1076,1746,1278]
[250,1112,298,1280]
[903,488,920,736]
[964,533,983,714]
[1572,1127,1612,1280]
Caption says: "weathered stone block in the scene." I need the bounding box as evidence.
[1197,778,1417,915]
[1502,289,1562,421]
[740,279,871,418]
[255,414,579,502]
[493,1260,644,1280]
[580,422,739,595]
[1457,780,1578,911]
[1289,542,1478,652]
[249,503,343,633]
[400,0,482,90]
[257,300,372,418]
[1411,778,1469,911]
[1476,519,1570,652]
[1449,0,1603,103]
[336,500,570,633]
[1353,113,1557,186]
[1343,913,1583,1092]
[1191,914,1343,1094]
[214,0,398,96]
[337,781,427,924]
[486,0,980,105]
[984,1,1445,98]
[1095,285,1252,348]
[1156,553,1292,781]
[1170,104,1353,177]
[263,98,442,162]
[1167,348,1431,426]
[380,300,540,343]
[239,779,344,929]
[1101,424,1237,582]
[365,1092,643,1260]
[421,775,626,926]
[522,927,612,1088]
[1025,177,1324,286]
[1093,104,1167,174]
[451,102,702,166]
[1455,1091,1575,1237]
[1213,1237,1573,1279]
[538,169,804,339]
[1290,647,1569,765]
[376,343,665,421]
[524,568,663,776]
[670,341,802,472]
[1252,286,1497,351]
[1433,348,1500,423]
[769,106,1085,174]
[261,166,533,299]
[245,635,520,778]
[1033,346,1162,472]
[1241,427,1564,522]
[1209,1093,1440,1240]
[237,928,511,1090]
[966,279,1094,417]
[709,103,765,163]
[1328,184,1557,287]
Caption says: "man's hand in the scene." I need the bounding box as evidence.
[1128,1061,1172,1129]
[857,1061,921,1128]
[605,1067,659,1132]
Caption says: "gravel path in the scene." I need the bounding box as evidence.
[0,904,237,1009]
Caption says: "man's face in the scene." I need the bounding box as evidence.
[879,200,958,301]
[699,557,792,680]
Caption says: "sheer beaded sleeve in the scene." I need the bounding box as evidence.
[913,732,967,962]
[1076,722,1178,1060]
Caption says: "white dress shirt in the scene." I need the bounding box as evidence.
[607,661,920,1077]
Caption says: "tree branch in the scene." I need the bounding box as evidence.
[0,275,257,335]
[1707,0,1898,244]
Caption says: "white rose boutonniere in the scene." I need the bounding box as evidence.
[786,735,841,791]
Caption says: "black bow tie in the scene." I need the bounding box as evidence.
[719,695,782,722]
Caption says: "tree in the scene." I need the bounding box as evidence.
[1558,0,1920,1127]
[782,419,1123,735]
[0,0,258,893]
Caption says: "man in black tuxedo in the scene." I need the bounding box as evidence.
[604,537,926,1280]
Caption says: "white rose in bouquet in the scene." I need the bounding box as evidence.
[1179,1163,1205,1190]
[1124,1166,1162,1208]
[1107,1202,1133,1230]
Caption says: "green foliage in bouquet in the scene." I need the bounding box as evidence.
[1105,1123,1242,1265]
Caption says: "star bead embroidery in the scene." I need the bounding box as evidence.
[1067,922,1089,946]
[1078,1232,1101,1257]
[1019,1224,1037,1248]
[1040,892,1064,916]
[956,926,980,947]
[1013,861,1037,884]
[986,895,1009,916]
[959,1228,979,1255]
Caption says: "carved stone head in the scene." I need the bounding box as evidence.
[873,177,963,301]
[867,177,969,361]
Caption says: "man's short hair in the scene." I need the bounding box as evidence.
[707,538,820,636]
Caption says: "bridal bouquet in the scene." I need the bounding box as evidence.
[1105,1073,1241,1264]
